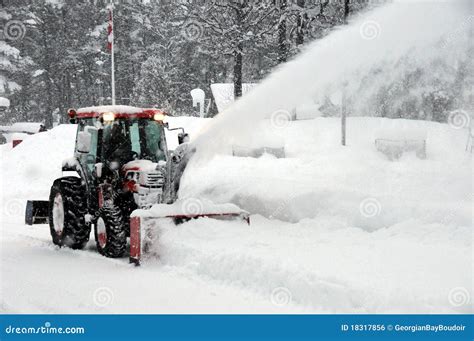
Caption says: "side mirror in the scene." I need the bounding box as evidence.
[171,152,182,164]
[178,133,190,145]
[77,131,92,153]
[95,163,103,178]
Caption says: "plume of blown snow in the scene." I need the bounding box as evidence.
[192,0,472,158]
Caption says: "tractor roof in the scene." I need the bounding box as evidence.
[72,105,165,119]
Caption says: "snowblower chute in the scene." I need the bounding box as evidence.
[26,106,250,262]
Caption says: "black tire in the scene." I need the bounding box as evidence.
[94,205,127,258]
[48,177,90,249]
[25,201,34,226]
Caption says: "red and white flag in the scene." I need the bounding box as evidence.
[107,8,113,51]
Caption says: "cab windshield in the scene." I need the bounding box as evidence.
[102,119,166,164]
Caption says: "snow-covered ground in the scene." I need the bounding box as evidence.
[0,116,472,313]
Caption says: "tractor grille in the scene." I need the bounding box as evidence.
[143,172,164,188]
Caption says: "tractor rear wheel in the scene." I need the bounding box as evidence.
[48,177,90,249]
[94,205,127,258]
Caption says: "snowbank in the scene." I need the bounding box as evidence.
[374,127,427,141]
[156,215,470,313]
[182,117,471,230]
[1,124,77,201]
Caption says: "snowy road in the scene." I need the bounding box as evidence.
[1,212,470,314]
[1,215,300,314]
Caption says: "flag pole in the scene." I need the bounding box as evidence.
[109,3,116,105]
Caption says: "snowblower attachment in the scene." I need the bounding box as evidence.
[25,200,49,225]
[129,199,250,265]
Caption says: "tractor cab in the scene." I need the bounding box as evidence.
[66,106,182,210]
[69,106,168,168]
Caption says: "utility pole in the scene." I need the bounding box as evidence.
[341,0,350,146]
[108,2,116,105]
[341,85,347,146]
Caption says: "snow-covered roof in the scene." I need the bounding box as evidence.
[0,97,10,107]
[11,122,43,133]
[77,105,145,114]
[75,105,166,120]
[0,122,43,134]
[210,83,256,113]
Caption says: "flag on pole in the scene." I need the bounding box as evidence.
[107,8,113,51]
[108,4,116,105]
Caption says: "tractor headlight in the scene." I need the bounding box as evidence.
[109,161,120,170]
[102,112,115,122]
[154,112,166,122]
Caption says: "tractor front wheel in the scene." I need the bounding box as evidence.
[94,205,127,258]
[48,177,90,249]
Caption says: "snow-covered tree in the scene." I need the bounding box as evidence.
[186,0,278,98]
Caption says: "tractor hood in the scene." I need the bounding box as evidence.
[122,160,159,173]
[122,159,166,189]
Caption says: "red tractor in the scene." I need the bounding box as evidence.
[26,106,248,263]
